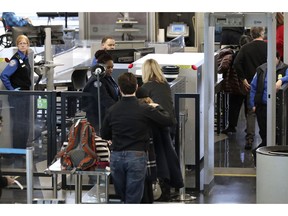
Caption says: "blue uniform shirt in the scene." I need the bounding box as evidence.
[250,67,288,108]
[91,57,97,67]
[0,50,27,90]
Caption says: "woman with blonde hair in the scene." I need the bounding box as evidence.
[142,59,167,83]
[141,59,176,127]
[0,34,32,150]
[141,58,183,201]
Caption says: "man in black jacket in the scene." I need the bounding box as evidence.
[101,72,173,203]
[233,26,267,150]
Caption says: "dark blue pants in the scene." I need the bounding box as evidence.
[110,151,147,203]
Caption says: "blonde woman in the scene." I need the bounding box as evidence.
[0,34,32,150]
[141,59,177,127]
[141,59,183,201]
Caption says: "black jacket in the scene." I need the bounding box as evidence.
[101,96,173,152]
[234,40,267,83]
[254,61,288,105]
[82,75,120,129]
[141,81,177,125]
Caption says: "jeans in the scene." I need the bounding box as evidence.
[255,104,267,148]
[110,151,147,203]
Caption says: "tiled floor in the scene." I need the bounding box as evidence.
[0,105,258,205]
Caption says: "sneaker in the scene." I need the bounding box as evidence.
[245,139,253,150]
[221,127,236,134]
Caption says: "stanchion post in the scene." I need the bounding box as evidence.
[26,147,34,204]
[179,113,186,200]
[178,112,196,201]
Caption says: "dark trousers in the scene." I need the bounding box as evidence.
[8,95,30,149]
[255,104,267,149]
[141,178,154,203]
[228,93,246,128]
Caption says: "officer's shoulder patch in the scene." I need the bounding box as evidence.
[9,59,17,67]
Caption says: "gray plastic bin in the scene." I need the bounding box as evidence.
[256,145,288,203]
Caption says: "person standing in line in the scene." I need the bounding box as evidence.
[91,36,116,67]
[249,52,288,166]
[141,58,177,139]
[82,50,120,133]
[233,26,267,150]
[140,59,184,201]
[219,35,253,134]
[0,35,32,150]
[100,72,173,203]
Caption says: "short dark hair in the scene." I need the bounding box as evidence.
[239,35,252,47]
[250,27,265,39]
[95,50,113,64]
[101,36,114,44]
[118,72,137,95]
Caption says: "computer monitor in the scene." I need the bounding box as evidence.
[171,24,186,33]
[40,25,64,45]
[167,23,189,38]
[12,26,42,47]
[106,49,136,64]
[12,25,65,46]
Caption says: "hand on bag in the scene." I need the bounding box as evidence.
[149,102,159,108]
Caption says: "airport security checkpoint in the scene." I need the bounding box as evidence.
[1,12,288,205]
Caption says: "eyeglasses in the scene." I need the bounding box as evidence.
[18,42,28,45]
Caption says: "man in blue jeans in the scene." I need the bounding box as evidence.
[101,72,173,203]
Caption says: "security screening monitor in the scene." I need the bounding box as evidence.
[167,23,189,38]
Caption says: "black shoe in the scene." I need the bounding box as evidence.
[245,139,253,150]
[221,127,236,134]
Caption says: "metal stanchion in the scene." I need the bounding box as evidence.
[26,147,34,204]
[178,112,196,201]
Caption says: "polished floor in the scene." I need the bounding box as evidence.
[0,105,258,205]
